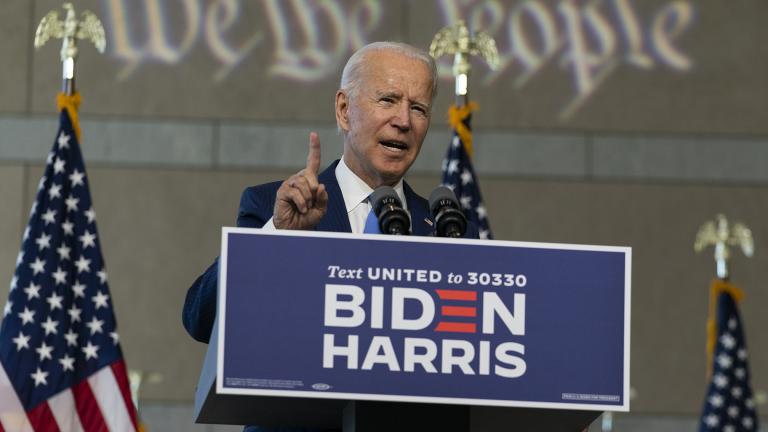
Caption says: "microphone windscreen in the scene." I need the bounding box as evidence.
[429,186,460,215]
[370,186,402,215]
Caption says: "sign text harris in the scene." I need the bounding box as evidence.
[322,264,528,379]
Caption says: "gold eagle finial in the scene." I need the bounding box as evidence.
[694,214,754,279]
[34,3,106,94]
[35,3,106,61]
[429,20,499,78]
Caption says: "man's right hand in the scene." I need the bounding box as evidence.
[273,132,329,230]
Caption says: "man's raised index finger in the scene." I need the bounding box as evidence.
[306,132,321,175]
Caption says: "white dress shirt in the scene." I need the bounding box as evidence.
[262,158,407,233]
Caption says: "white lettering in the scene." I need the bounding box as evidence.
[479,340,491,375]
[403,338,438,373]
[323,334,358,369]
[263,0,346,81]
[391,287,435,331]
[107,0,200,79]
[652,1,694,70]
[361,336,400,371]
[324,284,365,327]
[349,0,383,50]
[611,0,653,68]
[206,0,263,81]
[494,342,527,378]
[370,285,384,329]
[482,292,525,335]
[441,339,476,375]
[558,0,619,118]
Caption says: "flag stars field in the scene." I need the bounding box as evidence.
[57,131,70,149]
[24,282,41,300]
[64,329,78,346]
[460,169,472,185]
[442,105,493,240]
[18,307,35,325]
[42,209,57,225]
[59,354,75,372]
[35,233,51,251]
[82,341,99,360]
[709,394,724,408]
[69,168,85,187]
[41,316,59,335]
[52,267,68,285]
[92,291,109,309]
[31,368,48,387]
[30,257,46,275]
[717,353,733,369]
[62,219,74,235]
[75,256,91,273]
[720,333,736,350]
[86,316,105,335]
[35,342,53,361]
[698,282,759,431]
[13,332,30,351]
[71,281,86,298]
[714,373,729,388]
[79,230,96,249]
[85,208,96,223]
[46,292,63,310]
[68,305,82,322]
[57,244,71,261]
[48,183,62,200]
[53,157,66,174]
[65,195,79,212]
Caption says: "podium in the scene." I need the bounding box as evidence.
[195,229,631,431]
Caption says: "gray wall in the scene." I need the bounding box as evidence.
[10,0,768,134]
[2,0,768,430]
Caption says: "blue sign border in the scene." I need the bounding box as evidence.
[217,228,631,412]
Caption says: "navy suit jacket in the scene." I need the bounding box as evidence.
[182,160,477,430]
[183,160,477,343]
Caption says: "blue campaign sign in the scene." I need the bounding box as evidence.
[217,228,631,411]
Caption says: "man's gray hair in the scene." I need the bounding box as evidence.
[339,41,438,102]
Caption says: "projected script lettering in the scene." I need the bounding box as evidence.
[102,0,694,119]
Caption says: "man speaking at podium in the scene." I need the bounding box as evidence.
[183,41,477,431]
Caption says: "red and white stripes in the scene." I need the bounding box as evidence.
[0,361,137,432]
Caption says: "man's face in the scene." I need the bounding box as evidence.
[336,50,433,188]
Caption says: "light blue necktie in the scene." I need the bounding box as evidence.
[363,203,381,234]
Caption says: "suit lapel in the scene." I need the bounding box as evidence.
[404,182,434,236]
[314,162,431,236]
[316,160,352,233]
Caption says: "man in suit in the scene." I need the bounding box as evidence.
[183,41,475,430]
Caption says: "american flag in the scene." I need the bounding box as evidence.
[698,281,759,431]
[441,104,492,239]
[0,95,138,431]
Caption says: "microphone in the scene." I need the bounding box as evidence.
[370,186,411,235]
[429,186,467,238]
